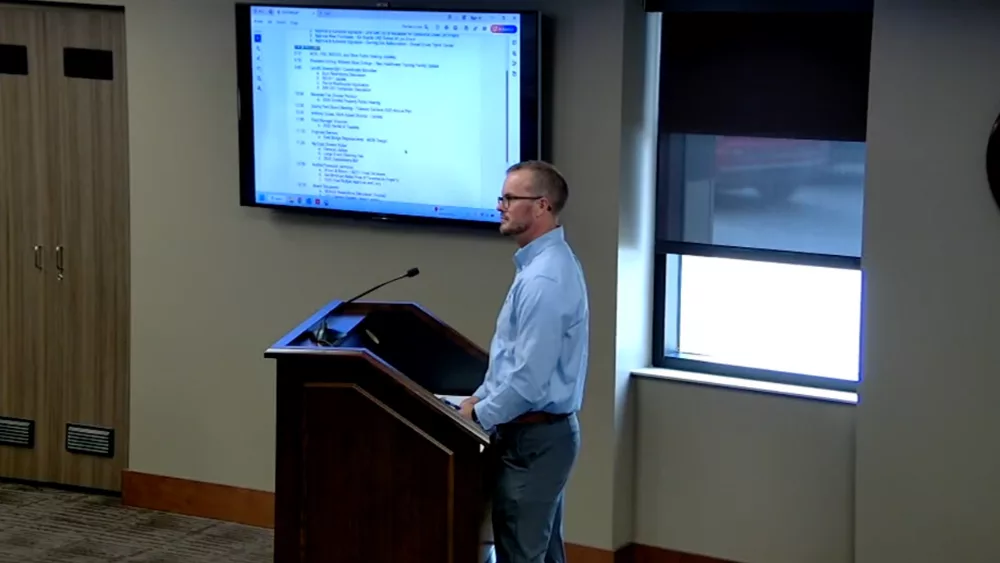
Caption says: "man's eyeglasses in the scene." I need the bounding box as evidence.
[497,195,542,209]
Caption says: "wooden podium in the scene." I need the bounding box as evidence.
[266,300,492,563]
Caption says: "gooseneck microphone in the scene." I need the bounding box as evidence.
[342,267,420,306]
[312,267,420,346]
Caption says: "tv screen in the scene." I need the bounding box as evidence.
[235,4,542,228]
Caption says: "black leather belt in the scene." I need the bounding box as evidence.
[510,411,571,424]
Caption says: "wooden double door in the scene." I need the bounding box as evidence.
[0,2,129,491]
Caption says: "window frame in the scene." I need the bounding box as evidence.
[650,136,863,394]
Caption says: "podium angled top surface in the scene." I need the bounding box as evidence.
[265,299,490,444]
[268,300,483,355]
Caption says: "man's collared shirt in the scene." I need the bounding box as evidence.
[472,227,589,432]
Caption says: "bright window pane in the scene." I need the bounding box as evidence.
[661,134,866,257]
[676,255,861,381]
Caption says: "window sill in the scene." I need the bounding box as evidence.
[631,367,858,405]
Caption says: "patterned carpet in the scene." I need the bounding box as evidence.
[0,481,272,562]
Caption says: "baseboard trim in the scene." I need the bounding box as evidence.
[121,470,735,562]
[565,542,619,563]
[121,469,275,528]
[568,543,737,563]
[626,543,738,562]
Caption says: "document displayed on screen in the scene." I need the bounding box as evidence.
[248,6,524,223]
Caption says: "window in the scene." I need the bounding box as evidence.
[673,255,862,380]
[651,7,872,391]
[654,136,866,390]
[658,135,865,257]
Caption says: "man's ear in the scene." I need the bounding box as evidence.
[538,197,552,215]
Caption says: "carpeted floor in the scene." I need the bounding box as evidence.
[0,481,272,562]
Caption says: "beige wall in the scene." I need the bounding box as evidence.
[56,0,1000,559]
[57,0,643,552]
[634,379,855,563]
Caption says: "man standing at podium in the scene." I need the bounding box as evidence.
[459,160,589,563]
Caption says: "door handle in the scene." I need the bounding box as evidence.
[55,245,64,281]
[34,245,43,270]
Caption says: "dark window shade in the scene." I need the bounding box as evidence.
[0,44,28,76]
[659,11,872,142]
[64,47,114,81]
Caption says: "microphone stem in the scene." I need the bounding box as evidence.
[343,274,407,305]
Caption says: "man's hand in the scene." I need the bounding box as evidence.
[458,396,479,421]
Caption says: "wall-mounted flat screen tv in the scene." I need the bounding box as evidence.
[235,4,542,228]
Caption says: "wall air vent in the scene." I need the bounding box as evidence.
[0,416,34,448]
[65,423,114,458]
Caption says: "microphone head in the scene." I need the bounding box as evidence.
[406,267,420,278]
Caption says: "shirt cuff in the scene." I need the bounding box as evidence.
[472,401,492,431]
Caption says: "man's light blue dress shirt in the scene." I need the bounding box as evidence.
[472,227,589,432]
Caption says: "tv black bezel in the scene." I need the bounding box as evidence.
[235,2,543,230]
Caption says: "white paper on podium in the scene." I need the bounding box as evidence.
[435,395,486,452]
[436,394,470,409]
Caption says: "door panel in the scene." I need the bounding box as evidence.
[0,3,51,483]
[43,7,129,491]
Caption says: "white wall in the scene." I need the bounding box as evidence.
[612,1,659,549]
[56,0,645,552]
[857,2,1000,562]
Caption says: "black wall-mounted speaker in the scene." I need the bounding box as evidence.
[988,112,1000,212]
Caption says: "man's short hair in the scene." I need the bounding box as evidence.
[506,160,569,214]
